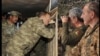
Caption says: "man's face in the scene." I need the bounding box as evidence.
[43,14,51,25]
[81,5,92,25]
[70,16,77,24]
[9,15,18,23]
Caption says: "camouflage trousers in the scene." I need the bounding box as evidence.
[2,44,7,56]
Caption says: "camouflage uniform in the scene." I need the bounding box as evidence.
[70,23,99,56]
[2,11,21,56]
[6,17,55,56]
[61,22,88,56]
[26,37,48,56]
[27,23,55,56]
[2,20,17,56]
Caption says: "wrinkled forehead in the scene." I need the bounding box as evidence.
[83,4,90,11]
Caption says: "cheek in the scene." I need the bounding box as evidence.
[47,18,50,21]
[85,14,91,20]
[46,15,50,22]
[13,18,18,22]
[70,18,75,23]
[83,14,86,18]
[15,17,18,20]
[71,20,74,24]
[49,18,51,21]
[83,16,91,24]
[82,13,88,20]
[47,19,50,23]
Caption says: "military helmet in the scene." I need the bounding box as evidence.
[8,11,21,16]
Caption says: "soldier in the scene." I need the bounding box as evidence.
[2,11,21,56]
[78,1,99,56]
[60,7,88,56]
[69,1,99,56]
[27,19,55,56]
[6,11,55,56]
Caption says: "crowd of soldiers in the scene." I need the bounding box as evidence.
[2,1,99,56]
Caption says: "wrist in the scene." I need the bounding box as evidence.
[62,22,68,26]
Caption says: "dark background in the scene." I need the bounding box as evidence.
[2,0,58,19]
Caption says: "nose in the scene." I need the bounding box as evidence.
[81,14,83,19]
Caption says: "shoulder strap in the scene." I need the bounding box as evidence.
[85,23,99,38]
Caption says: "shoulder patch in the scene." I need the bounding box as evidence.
[75,31,80,35]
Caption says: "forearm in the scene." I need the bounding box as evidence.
[37,24,55,39]
[61,23,69,45]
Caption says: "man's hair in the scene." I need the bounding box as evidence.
[36,11,50,17]
[69,7,83,22]
[69,7,82,18]
[87,1,99,18]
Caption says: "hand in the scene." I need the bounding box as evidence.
[60,16,69,23]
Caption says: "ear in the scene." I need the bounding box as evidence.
[90,11,95,19]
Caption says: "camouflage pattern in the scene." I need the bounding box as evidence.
[8,11,21,16]
[26,21,55,56]
[69,23,99,56]
[6,17,55,56]
[28,23,55,56]
[2,20,17,56]
[27,38,48,56]
[61,23,88,56]
[58,0,98,56]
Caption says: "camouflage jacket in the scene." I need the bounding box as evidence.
[61,23,88,56]
[6,17,55,56]
[26,37,48,56]
[2,20,17,44]
[2,20,17,56]
[61,23,88,46]
[70,23,99,56]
